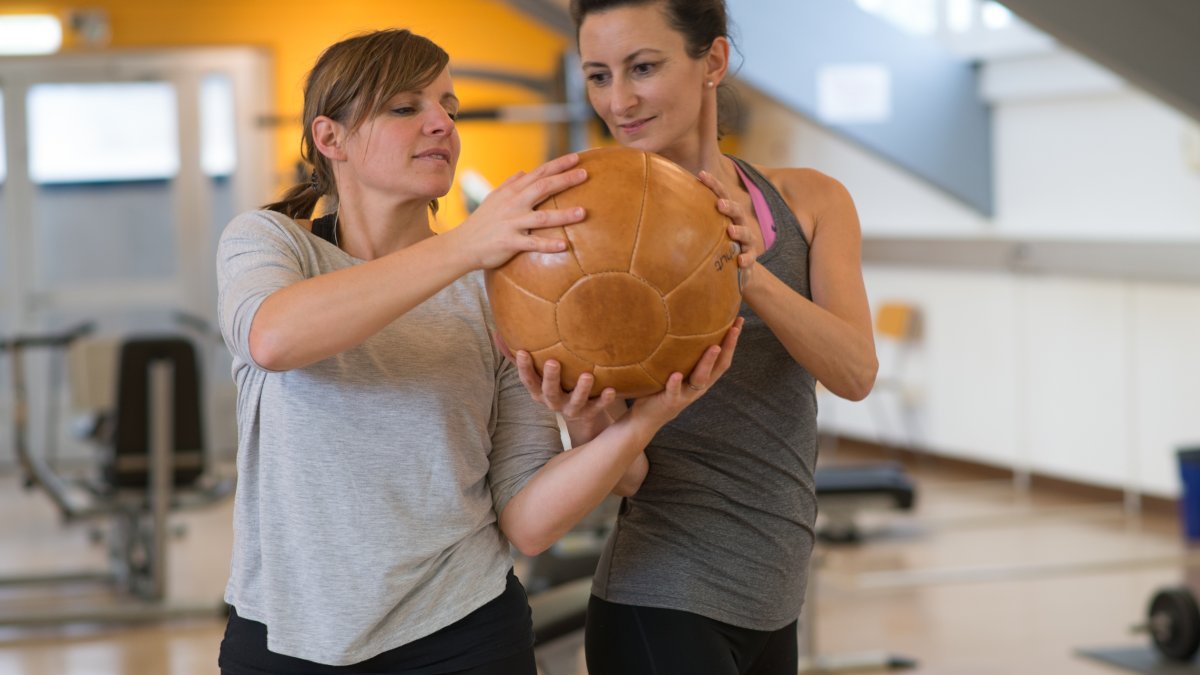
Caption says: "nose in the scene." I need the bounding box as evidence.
[610,75,638,117]
[424,107,454,135]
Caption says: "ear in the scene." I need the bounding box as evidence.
[312,115,347,161]
[705,36,730,87]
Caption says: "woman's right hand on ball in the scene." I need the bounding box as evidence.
[458,153,588,270]
[513,351,618,425]
[631,317,744,426]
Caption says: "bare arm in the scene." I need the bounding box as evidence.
[498,319,742,555]
[498,401,660,556]
[509,351,648,495]
[249,234,479,371]
[723,168,877,400]
[249,155,588,371]
[566,397,646,496]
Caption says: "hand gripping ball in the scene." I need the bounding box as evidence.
[485,147,743,398]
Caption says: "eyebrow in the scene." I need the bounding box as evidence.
[582,48,665,69]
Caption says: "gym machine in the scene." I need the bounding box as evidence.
[0,322,232,624]
[815,462,916,544]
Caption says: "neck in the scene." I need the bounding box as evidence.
[335,198,435,260]
[655,90,735,185]
[658,131,740,195]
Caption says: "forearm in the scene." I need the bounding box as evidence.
[250,233,473,370]
[743,267,878,400]
[557,401,646,495]
[499,410,659,555]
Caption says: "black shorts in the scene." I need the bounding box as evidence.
[219,569,536,675]
[585,594,798,675]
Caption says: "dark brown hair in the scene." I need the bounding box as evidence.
[569,0,740,137]
[570,0,728,60]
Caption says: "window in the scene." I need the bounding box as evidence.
[27,81,179,184]
[201,73,237,177]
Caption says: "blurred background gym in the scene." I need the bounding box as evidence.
[0,0,1198,673]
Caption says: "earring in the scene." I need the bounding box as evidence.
[706,81,715,88]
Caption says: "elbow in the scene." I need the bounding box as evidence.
[612,472,645,497]
[248,324,292,372]
[827,356,878,402]
[507,530,553,558]
[516,540,552,558]
[842,382,873,402]
[849,358,880,402]
[611,483,640,498]
[498,512,555,557]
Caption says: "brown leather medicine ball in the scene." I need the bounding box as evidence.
[485,147,742,398]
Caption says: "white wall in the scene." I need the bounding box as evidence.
[739,50,1200,497]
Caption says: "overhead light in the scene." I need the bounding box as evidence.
[0,14,63,55]
[981,1,1013,30]
[946,0,974,33]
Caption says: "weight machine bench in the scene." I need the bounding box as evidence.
[0,324,232,625]
[815,462,917,543]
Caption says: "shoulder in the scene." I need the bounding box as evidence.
[754,165,852,209]
[217,210,323,272]
[745,165,858,234]
[221,209,320,248]
[222,208,300,238]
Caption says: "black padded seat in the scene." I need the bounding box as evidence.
[107,337,206,491]
[815,462,916,542]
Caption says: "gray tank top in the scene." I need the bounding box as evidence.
[591,157,818,630]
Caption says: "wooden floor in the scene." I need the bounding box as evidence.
[0,443,1190,675]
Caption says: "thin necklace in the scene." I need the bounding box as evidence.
[332,211,339,248]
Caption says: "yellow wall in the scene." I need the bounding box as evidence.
[6,0,568,229]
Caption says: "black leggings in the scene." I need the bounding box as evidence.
[219,607,535,675]
[441,650,535,675]
[220,570,536,675]
[585,595,797,675]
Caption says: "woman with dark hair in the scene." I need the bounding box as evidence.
[215,27,741,675]
[512,2,879,673]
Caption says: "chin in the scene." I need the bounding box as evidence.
[429,175,454,194]
[621,136,660,154]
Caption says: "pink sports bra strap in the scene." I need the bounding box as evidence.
[731,161,777,251]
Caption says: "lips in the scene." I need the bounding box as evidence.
[415,148,452,161]
[618,117,654,134]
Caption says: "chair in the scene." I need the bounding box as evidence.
[868,301,923,452]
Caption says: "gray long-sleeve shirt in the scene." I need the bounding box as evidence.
[216,209,561,665]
